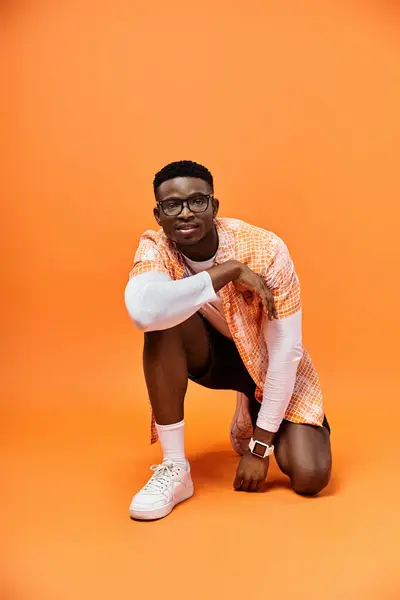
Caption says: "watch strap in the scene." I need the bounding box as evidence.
[249,437,274,458]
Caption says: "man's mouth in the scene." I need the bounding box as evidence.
[176,224,199,232]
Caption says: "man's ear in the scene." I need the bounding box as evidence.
[212,197,220,218]
[154,205,161,226]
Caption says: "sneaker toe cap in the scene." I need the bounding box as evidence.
[130,493,168,511]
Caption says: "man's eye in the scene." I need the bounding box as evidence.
[193,198,206,206]
[166,202,179,210]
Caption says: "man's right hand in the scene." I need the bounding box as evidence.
[233,262,277,320]
[208,260,277,321]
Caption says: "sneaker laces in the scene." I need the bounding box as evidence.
[143,461,179,493]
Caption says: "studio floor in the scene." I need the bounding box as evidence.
[4,376,400,600]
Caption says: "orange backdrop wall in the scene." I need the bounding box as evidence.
[4,1,400,417]
[3,0,400,410]
[2,2,400,597]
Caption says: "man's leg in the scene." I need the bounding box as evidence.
[129,314,210,520]
[143,313,210,425]
[249,398,331,495]
[273,421,332,495]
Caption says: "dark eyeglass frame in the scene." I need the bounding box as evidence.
[157,194,214,217]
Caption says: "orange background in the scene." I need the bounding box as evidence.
[2,1,400,599]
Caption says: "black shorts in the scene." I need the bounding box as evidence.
[189,316,330,434]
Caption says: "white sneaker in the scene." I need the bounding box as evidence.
[129,460,194,521]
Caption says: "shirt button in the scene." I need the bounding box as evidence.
[225,302,231,308]
[234,332,240,339]
[247,360,252,366]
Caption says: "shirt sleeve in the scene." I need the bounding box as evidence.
[124,271,218,332]
[256,310,304,433]
[129,236,171,279]
[261,237,301,319]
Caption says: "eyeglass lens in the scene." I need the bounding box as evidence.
[161,195,210,216]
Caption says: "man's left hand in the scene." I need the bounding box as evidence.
[233,453,270,492]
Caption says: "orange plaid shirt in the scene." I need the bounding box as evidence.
[129,218,324,444]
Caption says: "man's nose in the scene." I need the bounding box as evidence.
[180,201,194,218]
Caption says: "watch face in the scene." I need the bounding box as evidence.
[253,442,266,458]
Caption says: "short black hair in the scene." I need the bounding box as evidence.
[153,160,214,194]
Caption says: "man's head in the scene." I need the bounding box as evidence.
[153,160,219,248]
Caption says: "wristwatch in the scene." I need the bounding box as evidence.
[249,437,274,459]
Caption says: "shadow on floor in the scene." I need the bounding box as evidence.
[188,444,342,497]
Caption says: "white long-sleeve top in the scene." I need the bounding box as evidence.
[124,255,303,433]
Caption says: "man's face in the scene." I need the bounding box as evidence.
[154,176,219,247]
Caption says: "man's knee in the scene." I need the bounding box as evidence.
[143,315,209,372]
[144,325,180,341]
[291,462,331,496]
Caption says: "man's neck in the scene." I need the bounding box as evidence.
[177,225,218,262]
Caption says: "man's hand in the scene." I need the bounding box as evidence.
[208,260,277,320]
[233,452,270,492]
[233,263,277,321]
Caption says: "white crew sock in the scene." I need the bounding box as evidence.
[155,419,187,470]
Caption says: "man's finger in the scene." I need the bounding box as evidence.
[260,294,270,317]
[266,293,277,320]
[241,478,250,492]
[260,281,276,319]
[260,290,273,319]
[234,471,243,490]
[249,479,259,493]
[268,300,277,320]
[267,303,275,321]
[258,480,267,492]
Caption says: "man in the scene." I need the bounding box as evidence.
[124,160,331,521]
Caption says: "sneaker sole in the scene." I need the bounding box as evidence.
[129,484,194,521]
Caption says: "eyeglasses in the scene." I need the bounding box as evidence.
[157,194,213,217]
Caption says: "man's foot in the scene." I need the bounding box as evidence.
[129,460,194,521]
